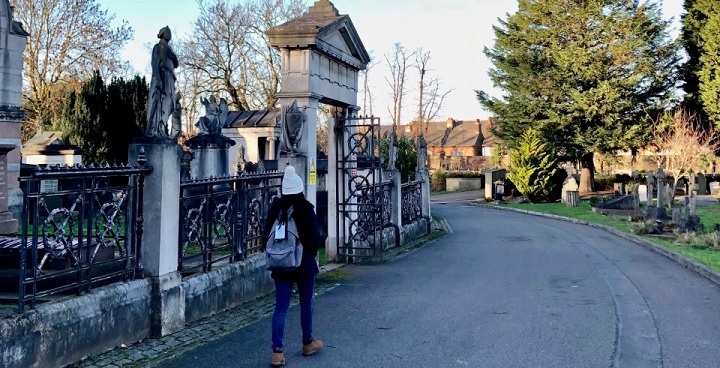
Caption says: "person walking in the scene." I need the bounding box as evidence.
[264,165,324,366]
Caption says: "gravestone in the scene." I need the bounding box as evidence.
[637,184,648,202]
[561,169,579,204]
[710,181,720,195]
[697,174,707,195]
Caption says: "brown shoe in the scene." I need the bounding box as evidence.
[302,339,324,356]
[271,351,285,366]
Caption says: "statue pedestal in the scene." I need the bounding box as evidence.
[186,134,236,179]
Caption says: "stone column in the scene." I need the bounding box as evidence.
[277,95,319,207]
[128,140,184,337]
[388,169,403,244]
[325,106,345,262]
[415,136,432,228]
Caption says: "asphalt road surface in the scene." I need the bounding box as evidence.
[161,202,720,368]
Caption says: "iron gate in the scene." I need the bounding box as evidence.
[334,115,386,260]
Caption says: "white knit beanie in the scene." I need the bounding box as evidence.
[282,165,304,195]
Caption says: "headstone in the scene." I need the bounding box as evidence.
[697,174,708,195]
[637,184,648,202]
[710,181,720,196]
[647,172,655,204]
[561,168,579,204]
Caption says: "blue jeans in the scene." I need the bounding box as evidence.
[272,276,315,352]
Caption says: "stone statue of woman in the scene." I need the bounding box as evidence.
[146,26,179,138]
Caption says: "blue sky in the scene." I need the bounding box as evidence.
[98,0,686,124]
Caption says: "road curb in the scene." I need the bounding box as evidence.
[472,202,720,288]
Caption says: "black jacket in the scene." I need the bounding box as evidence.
[263,194,321,280]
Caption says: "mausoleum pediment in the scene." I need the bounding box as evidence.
[266,0,370,70]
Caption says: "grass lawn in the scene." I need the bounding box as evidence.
[493,200,720,273]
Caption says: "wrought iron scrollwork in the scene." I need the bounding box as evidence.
[18,162,150,312]
[179,171,282,274]
[401,180,423,225]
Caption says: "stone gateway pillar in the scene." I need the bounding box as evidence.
[266,0,371,261]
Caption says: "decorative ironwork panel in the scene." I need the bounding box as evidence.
[178,171,281,276]
[401,180,423,225]
[334,115,385,259]
[17,162,151,313]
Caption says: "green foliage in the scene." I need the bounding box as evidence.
[56,73,148,165]
[508,128,558,202]
[680,0,720,129]
[379,134,417,182]
[490,142,507,168]
[478,0,679,160]
[431,170,449,192]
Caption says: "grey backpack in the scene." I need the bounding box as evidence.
[265,206,303,271]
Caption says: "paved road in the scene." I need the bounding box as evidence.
[161,202,720,368]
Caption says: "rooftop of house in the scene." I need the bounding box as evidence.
[381,118,496,148]
[21,131,83,155]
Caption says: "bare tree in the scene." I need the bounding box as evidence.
[414,48,453,135]
[359,53,377,117]
[11,0,133,140]
[178,0,305,113]
[317,103,330,156]
[384,43,415,130]
[650,108,719,203]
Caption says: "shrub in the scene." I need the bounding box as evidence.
[379,134,417,182]
[508,128,558,202]
[431,170,449,192]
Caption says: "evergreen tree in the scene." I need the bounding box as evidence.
[680,0,720,128]
[105,76,148,164]
[56,73,148,165]
[477,0,679,192]
[379,135,417,182]
[508,128,558,203]
[58,71,107,165]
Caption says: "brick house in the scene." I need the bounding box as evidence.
[383,118,498,171]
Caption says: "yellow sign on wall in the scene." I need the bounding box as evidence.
[309,157,316,185]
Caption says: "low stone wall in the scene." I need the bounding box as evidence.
[402,217,430,244]
[446,177,483,192]
[183,254,272,324]
[0,280,153,368]
[0,256,273,368]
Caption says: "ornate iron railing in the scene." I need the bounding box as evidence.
[178,171,282,275]
[16,161,151,312]
[352,180,393,235]
[401,180,423,225]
